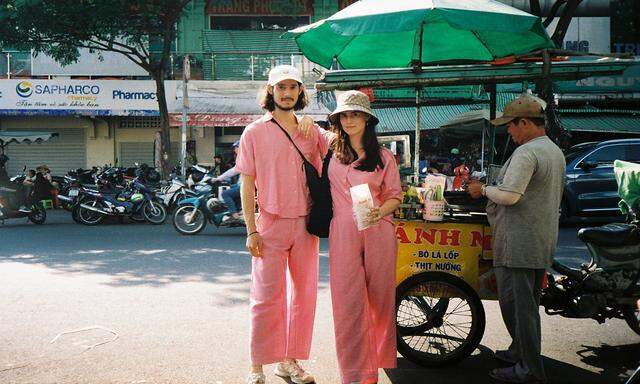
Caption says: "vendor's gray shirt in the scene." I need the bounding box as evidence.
[486,136,566,269]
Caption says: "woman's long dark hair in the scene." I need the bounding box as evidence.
[331,114,384,172]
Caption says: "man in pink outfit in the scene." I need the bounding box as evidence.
[235,65,328,384]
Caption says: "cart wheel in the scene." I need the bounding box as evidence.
[396,271,485,367]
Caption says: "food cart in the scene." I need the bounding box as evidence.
[285,0,639,367]
[313,57,637,367]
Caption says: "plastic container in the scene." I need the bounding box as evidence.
[423,200,445,221]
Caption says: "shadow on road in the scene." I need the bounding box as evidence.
[0,212,331,300]
[576,342,640,383]
[384,342,635,384]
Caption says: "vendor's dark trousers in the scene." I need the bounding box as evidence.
[494,266,546,381]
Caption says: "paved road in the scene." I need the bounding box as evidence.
[0,211,637,383]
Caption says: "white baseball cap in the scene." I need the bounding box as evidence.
[268,65,303,86]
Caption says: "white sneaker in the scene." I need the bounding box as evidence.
[246,372,266,384]
[274,360,315,384]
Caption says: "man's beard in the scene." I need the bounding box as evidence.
[274,99,296,111]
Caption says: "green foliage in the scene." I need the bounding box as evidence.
[3,0,194,177]
[7,0,192,74]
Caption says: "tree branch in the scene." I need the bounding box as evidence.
[84,39,143,63]
[41,37,150,70]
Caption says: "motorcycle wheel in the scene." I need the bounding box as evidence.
[395,271,486,367]
[168,191,186,213]
[77,199,104,226]
[623,305,640,336]
[71,206,81,223]
[28,203,46,225]
[130,210,146,223]
[71,196,86,223]
[143,201,166,225]
[173,206,206,235]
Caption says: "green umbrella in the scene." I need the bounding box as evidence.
[284,0,555,69]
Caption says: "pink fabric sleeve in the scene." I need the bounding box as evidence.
[316,126,336,157]
[235,128,256,176]
[380,148,403,202]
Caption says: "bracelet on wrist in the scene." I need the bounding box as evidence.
[247,231,259,237]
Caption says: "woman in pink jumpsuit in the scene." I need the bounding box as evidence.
[326,91,403,384]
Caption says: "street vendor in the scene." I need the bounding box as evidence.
[467,94,565,384]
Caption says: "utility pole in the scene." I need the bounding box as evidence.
[181,55,190,178]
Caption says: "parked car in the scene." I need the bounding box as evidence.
[562,138,640,221]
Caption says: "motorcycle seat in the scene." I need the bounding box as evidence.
[578,223,639,247]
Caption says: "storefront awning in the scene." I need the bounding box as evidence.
[374,104,640,135]
[375,104,488,134]
[169,81,331,127]
[0,131,59,145]
[562,114,640,134]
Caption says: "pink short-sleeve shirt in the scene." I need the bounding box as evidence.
[235,112,329,218]
[328,147,403,219]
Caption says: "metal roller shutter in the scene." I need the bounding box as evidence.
[5,128,86,176]
[119,142,179,168]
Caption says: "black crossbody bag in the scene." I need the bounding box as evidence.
[273,120,333,238]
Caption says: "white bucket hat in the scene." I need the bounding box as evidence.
[328,90,379,125]
[267,65,303,86]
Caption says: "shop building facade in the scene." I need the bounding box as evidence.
[1,0,638,175]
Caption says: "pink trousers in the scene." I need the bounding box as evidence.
[329,214,398,384]
[250,212,319,365]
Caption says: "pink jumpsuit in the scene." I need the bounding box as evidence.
[235,112,328,365]
[328,148,403,384]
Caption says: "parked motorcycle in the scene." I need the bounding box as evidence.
[172,182,244,235]
[159,178,196,213]
[58,174,86,211]
[541,161,640,335]
[0,168,46,225]
[74,177,166,225]
[59,166,119,214]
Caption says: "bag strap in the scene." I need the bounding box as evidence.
[321,150,332,178]
[271,117,311,164]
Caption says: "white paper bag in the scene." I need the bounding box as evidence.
[350,184,375,231]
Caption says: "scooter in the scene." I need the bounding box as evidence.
[540,161,640,336]
[172,182,244,235]
[158,177,197,213]
[74,177,166,225]
[0,168,46,225]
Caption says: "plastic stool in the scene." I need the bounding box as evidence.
[51,189,59,208]
[40,199,54,210]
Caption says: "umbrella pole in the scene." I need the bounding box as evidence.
[487,84,497,166]
[481,123,485,174]
[415,88,421,183]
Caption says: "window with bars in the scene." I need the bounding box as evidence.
[118,117,161,129]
